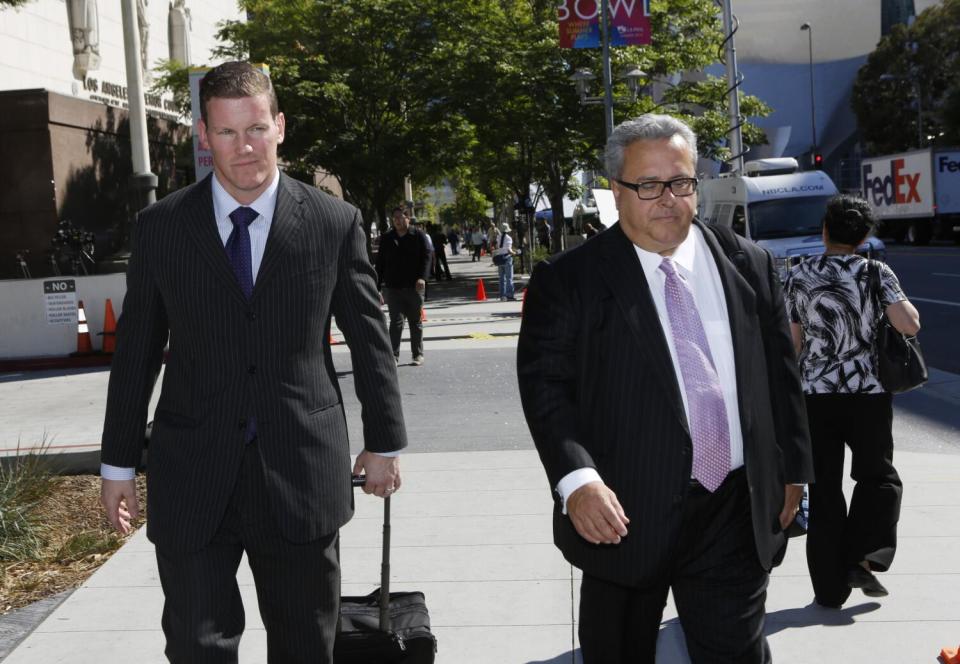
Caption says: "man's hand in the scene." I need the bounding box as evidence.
[415,278,426,292]
[566,481,630,545]
[353,451,401,499]
[779,484,805,531]
[101,478,140,535]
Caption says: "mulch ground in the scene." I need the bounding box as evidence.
[0,474,147,614]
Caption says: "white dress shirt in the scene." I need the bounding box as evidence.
[556,225,745,510]
[102,169,394,481]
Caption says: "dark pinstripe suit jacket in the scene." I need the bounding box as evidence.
[101,173,407,552]
[517,220,813,586]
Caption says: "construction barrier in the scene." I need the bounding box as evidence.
[74,300,93,355]
[475,279,487,302]
[100,298,117,353]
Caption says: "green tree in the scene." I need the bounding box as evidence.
[215,0,478,237]
[450,0,770,251]
[852,0,960,154]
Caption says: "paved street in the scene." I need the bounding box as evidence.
[884,242,960,374]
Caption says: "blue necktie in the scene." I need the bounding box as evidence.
[227,206,258,440]
[226,206,258,299]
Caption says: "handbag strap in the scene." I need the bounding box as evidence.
[867,259,883,326]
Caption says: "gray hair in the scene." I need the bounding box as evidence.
[603,114,698,180]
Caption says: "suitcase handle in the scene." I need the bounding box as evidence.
[350,474,392,632]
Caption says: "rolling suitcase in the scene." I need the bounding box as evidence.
[334,476,437,663]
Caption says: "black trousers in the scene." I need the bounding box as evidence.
[383,287,424,358]
[579,469,771,664]
[155,441,340,664]
[804,393,902,606]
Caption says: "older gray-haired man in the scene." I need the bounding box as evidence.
[517,114,813,663]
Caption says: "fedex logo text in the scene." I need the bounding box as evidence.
[863,159,922,207]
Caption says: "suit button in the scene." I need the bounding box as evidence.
[246,311,257,321]
[238,418,247,429]
[673,494,683,505]
[248,365,257,374]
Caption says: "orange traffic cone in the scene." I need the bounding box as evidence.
[420,307,427,322]
[100,299,117,353]
[475,279,487,301]
[75,300,93,354]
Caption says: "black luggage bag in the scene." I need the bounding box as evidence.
[334,476,437,663]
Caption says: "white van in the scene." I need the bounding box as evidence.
[698,158,886,279]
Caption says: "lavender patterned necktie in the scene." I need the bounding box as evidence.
[227,206,258,441]
[659,256,731,492]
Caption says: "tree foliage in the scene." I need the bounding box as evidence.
[216,0,479,234]
[852,0,960,154]
[153,0,771,243]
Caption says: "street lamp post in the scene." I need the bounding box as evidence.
[570,65,646,135]
[800,23,818,159]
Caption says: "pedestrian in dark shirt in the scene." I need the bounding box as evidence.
[429,223,452,281]
[375,207,432,366]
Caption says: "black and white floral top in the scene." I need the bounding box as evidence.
[784,255,906,395]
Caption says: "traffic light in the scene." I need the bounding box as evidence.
[813,153,823,169]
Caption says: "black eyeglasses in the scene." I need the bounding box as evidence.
[615,177,698,200]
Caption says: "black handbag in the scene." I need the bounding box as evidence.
[868,261,928,394]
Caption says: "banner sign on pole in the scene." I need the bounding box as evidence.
[558,0,651,49]
[189,64,271,182]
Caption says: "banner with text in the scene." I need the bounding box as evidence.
[189,64,271,182]
[558,0,651,49]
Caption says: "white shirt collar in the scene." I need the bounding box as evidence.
[211,168,281,223]
[633,223,700,279]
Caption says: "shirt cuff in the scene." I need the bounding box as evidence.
[370,450,401,458]
[556,467,602,515]
[101,463,136,481]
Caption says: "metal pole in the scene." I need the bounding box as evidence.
[915,80,923,147]
[600,0,614,138]
[802,24,817,150]
[721,0,743,173]
[120,0,157,208]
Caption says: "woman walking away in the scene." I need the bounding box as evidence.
[785,194,920,609]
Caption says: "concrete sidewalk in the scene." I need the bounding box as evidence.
[3,249,960,662]
[4,448,960,663]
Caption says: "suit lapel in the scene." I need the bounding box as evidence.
[254,173,304,300]
[697,220,758,433]
[180,175,248,304]
[597,225,689,435]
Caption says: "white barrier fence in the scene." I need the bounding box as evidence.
[0,274,126,359]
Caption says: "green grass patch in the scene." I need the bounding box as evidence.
[54,530,122,563]
[0,445,55,562]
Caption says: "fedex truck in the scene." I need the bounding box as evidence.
[699,158,885,281]
[860,147,960,245]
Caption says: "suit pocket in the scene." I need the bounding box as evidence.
[307,402,340,416]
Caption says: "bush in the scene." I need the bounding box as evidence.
[529,246,552,267]
[0,448,55,561]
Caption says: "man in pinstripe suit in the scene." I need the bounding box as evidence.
[99,62,407,663]
[518,115,813,663]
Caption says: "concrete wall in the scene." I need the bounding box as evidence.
[0,274,126,359]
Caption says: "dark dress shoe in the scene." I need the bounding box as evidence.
[814,597,843,609]
[847,566,889,597]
